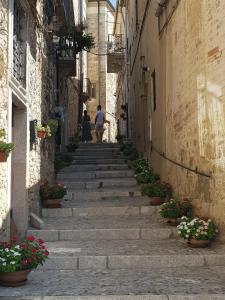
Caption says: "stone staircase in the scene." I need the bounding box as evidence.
[2,143,225,299]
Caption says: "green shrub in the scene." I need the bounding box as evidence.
[136,169,160,184]
[54,152,73,173]
[66,136,79,152]
[160,198,192,219]
[132,158,149,174]
[142,183,165,198]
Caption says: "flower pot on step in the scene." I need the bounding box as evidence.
[167,218,181,226]
[149,197,165,206]
[188,239,211,248]
[43,198,62,208]
[37,131,46,139]
[0,151,7,162]
[0,269,31,287]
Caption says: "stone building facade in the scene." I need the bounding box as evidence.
[86,0,117,142]
[114,0,225,238]
[0,0,78,241]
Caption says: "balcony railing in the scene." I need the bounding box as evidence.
[13,36,26,87]
[107,34,124,54]
[107,34,125,73]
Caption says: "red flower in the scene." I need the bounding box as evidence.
[32,248,37,253]
[20,243,28,249]
[22,259,29,265]
[38,239,44,245]
[41,245,46,250]
[44,250,49,256]
[27,235,36,242]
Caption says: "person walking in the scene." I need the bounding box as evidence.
[95,105,105,143]
[81,110,92,143]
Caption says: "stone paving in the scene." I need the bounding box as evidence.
[1,143,225,299]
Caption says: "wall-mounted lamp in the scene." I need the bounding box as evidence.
[142,65,150,72]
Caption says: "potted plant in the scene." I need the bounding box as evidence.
[66,136,79,152]
[40,181,67,208]
[48,119,58,135]
[0,129,14,162]
[177,216,218,247]
[0,236,49,286]
[37,125,51,139]
[141,183,165,206]
[131,158,149,174]
[135,168,160,185]
[160,198,192,225]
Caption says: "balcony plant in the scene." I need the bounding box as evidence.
[40,181,67,208]
[37,124,51,139]
[160,198,192,226]
[0,129,14,162]
[177,216,218,247]
[141,182,165,206]
[75,31,95,53]
[0,236,49,286]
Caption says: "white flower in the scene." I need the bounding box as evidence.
[187,229,190,233]
[185,234,189,238]
[5,248,9,252]
[13,252,20,256]
[15,245,20,249]
[10,261,16,264]
[3,262,6,266]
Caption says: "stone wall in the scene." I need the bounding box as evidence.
[125,0,225,238]
[0,0,9,240]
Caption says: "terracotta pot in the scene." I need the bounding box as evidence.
[0,151,7,162]
[43,198,62,208]
[188,239,211,248]
[37,131,46,139]
[167,218,181,226]
[149,197,165,206]
[0,269,31,287]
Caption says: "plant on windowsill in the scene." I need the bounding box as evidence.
[160,198,192,226]
[40,180,67,208]
[37,125,51,139]
[0,236,49,287]
[177,216,218,248]
[0,129,14,162]
[141,182,166,206]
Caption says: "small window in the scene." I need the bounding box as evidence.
[151,70,156,111]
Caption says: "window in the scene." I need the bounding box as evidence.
[13,1,27,87]
[135,0,139,31]
[151,70,156,111]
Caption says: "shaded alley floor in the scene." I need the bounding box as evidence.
[1,143,225,300]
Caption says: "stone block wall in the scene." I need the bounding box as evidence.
[0,0,9,240]
[126,0,225,238]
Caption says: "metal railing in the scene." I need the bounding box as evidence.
[107,34,125,54]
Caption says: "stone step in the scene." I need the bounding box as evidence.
[71,158,126,165]
[61,196,150,208]
[2,267,225,298]
[72,150,122,155]
[72,156,124,161]
[42,204,158,218]
[58,178,137,190]
[61,164,131,172]
[41,239,225,270]
[66,187,141,200]
[78,143,120,148]
[28,227,176,242]
[58,170,134,180]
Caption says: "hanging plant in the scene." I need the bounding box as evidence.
[75,31,95,53]
[37,125,51,139]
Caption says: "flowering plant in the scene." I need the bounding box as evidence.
[0,236,49,273]
[40,181,67,200]
[177,216,218,241]
[160,198,192,219]
[0,128,14,157]
[131,158,149,174]
[141,182,165,198]
[135,168,160,184]
[37,125,51,137]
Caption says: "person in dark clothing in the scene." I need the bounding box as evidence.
[81,110,92,143]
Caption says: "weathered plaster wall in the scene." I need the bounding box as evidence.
[0,0,9,240]
[126,0,225,238]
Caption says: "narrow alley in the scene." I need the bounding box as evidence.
[1,0,225,299]
[1,143,225,298]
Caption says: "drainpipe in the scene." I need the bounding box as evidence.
[97,0,101,105]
